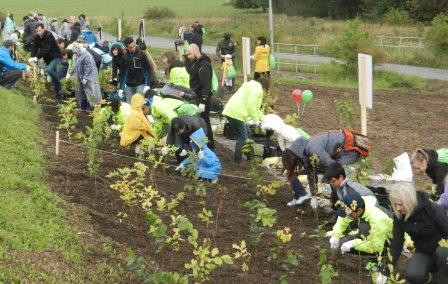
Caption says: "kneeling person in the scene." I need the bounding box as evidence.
[329,192,392,255]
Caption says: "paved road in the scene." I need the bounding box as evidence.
[103,32,448,81]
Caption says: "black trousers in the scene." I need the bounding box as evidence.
[0,70,23,88]
[200,100,214,149]
[405,247,448,284]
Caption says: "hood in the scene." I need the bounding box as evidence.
[256,45,270,54]
[196,54,211,64]
[190,128,207,148]
[413,190,430,214]
[72,42,86,56]
[289,138,308,159]
[130,94,145,110]
[261,114,285,133]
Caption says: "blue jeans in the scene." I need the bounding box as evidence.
[291,178,308,199]
[46,58,61,97]
[226,116,251,163]
[124,84,145,103]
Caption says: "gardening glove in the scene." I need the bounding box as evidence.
[161,147,169,156]
[329,236,340,250]
[250,55,254,60]
[146,115,154,123]
[175,163,185,171]
[143,85,150,95]
[198,103,206,113]
[340,240,356,254]
[28,57,38,63]
[25,65,31,73]
[110,124,120,131]
[197,150,204,160]
[247,119,254,126]
[47,75,52,83]
[179,149,188,157]
[310,196,318,210]
[375,273,387,284]
[225,54,232,59]
[118,89,124,99]
[82,78,88,85]
[65,73,71,80]
[134,145,142,155]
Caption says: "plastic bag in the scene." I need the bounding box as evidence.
[211,70,219,95]
[437,148,448,164]
[269,53,276,70]
[226,65,236,78]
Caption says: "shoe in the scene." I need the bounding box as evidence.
[287,199,299,207]
[296,193,311,204]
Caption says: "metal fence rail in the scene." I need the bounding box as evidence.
[377,36,425,52]
[273,43,320,74]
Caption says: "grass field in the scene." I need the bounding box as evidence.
[0,0,239,18]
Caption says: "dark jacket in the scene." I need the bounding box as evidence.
[190,32,203,51]
[216,38,237,59]
[31,30,61,64]
[424,149,448,196]
[70,26,81,43]
[23,18,38,51]
[188,54,212,104]
[389,191,448,265]
[166,115,208,146]
[119,47,152,88]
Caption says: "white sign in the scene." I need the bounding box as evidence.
[358,53,373,109]
[242,37,251,82]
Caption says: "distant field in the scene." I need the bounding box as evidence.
[0,0,239,18]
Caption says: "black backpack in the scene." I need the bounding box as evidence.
[159,83,198,103]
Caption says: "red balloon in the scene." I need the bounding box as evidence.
[292,89,302,103]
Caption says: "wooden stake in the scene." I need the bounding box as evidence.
[118,19,122,40]
[242,37,251,83]
[361,106,367,136]
[55,131,60,156]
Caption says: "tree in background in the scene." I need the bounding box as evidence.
[427,13,448,56]
[406,0,448,22]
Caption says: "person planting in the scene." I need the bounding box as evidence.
[328,191,392,256]
[120,94,155,151]
[222,77,270,164]
[282,130,369,208]
[0,40,29,89]
[376,182,448,284]
[410,148,448,196]
[163,51,190,88]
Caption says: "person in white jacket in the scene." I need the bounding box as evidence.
[261,114,310,151]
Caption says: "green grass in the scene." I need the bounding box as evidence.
[0,0,240,19]
[0,87,128,281]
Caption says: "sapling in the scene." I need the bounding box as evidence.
[197,207,214,228]
[57,98,78,140]
[232,240,251,272]
[334,92,357,128]
[257,180,285,196]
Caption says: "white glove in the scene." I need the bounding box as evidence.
[179,149,188,157]
[28,57,38,63]
[253,120,260,126]
[198,103,206,113]
[146,115,154,123]
[310,196,318,210]
[111,124,119,130]
[118,89,124,99]
[25,65,31,73]
[340,240,356,254]
[376,273,387,284]
[329,236,340,250]
[250,55,254,60]
[47,75,52,83]
[197,150,204,160]
[175,164,185,171]
[143,85,150,94]
[82,78,88,85]
[65,73,71,80]
[325,231,333,238]
[134,145,142,155]
[161,147,169,156]
[225,54,232,59]
[247,119,254,126]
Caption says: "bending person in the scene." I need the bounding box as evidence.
[411,148,448,196]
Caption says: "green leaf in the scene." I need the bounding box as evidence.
[221,255,233,265]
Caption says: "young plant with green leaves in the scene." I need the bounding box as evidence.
[57,98,78,140]
[232,240,251,272]
[334,92,357,128]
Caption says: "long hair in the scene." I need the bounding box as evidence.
[388,182,418,221]
[163,51,176,77]
[282,149,304,181]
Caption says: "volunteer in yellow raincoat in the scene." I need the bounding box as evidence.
[120,94,155,147]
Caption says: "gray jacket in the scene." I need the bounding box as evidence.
[336,178,376,201]
[289,130,359,168]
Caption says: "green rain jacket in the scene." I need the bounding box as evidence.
[222,80,264,123]
[169,66,190,89]
[332,197,393,254]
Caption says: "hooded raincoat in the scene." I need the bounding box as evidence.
[120,94,155,146]
[253,45,270,73]
[71,43,102,108]
[261,114,310,151]
[151,95,184,139]
[180,128,221,181]
[222,80,264,124]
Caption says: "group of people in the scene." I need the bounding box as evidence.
[2,11,448,283]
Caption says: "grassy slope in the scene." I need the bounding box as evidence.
[0,87,126,281]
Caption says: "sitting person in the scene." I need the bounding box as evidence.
[282,130,369,208]
[57,49,72,79]
[328,192,392,256]
[376,182,448,284]
[0,40,28,88]
[166,115,208,153]
[411,148,448,197]
[120,94,155,151]
[176,127,221,182]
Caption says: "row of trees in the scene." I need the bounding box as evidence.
[232,0,448,22]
